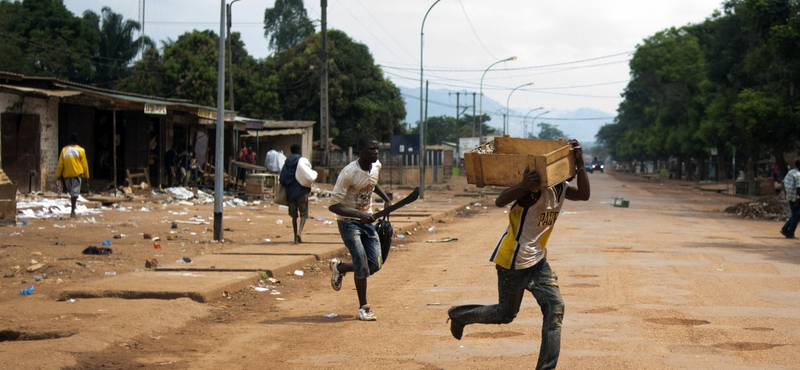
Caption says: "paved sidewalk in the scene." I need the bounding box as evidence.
[56,199,468,303]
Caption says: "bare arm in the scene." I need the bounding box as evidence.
[496,169,540,207]
[565,139,590,201]
[329,203,375,224]
[373,183,393,208]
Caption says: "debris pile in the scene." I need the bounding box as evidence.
[724,196,788,221]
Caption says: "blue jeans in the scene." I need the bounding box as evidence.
[337,219,382,279]
[781,201,800,237]
[449,260,564,370]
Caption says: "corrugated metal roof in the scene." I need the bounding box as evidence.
[0,84,82,97]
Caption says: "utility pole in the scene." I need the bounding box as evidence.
[471,92,476,137]
[448,92,461,144]
[320,0,330,168]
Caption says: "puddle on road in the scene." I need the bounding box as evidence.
[712,342,784,351]
[644,318,710,326]
[743,327,773,331]
[565,283,599,288]
[467,331,525,339]
[0,329,77,342]
[582,306,618,314]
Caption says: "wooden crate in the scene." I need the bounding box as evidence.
[0,169,16,225]
[464,137,575,188]
[245,173,278,199]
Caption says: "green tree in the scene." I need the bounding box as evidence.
[270,29,406,148]
[82,6,154,87]
[0,0,99,82]
[535,123,567,140]
[263,0,315,52]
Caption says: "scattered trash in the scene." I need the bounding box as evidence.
[26,263,46,272]
[145,258,159,269]
[323,313,339,318]
[76,262,87,268]
[270,290,281,295]
[293,270,304,276]
[101,239,112,246]
[33,275,42,281]
[396,234,405,239]
[143,233,152,239]
[276,220,283,225]
[153,242,162,249]
[105,271,116,276]
[82,246,113,255]
[427,227,436,232]
[171,222,178,229]
[152,236,161,241]
[19,285,34,295]
[53,224,66,228]
[323,220,334,225]
[54,241,67,246]
[21,220,28,226]
[182,256,192,263]
[315,216,326,221]
[253,286,270,292]
[424,237,458,243]
[263,238,271,243]
[113,234,126,239]
[725,196,787,221]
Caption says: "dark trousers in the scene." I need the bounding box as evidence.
[449,260,564,370]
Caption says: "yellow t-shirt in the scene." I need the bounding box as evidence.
[57,145,90,179]
[490,182,566,270]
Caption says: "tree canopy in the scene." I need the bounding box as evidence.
[597,0,800,180]
[263,0,315,52]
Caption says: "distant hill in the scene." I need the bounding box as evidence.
[398,86,615,143]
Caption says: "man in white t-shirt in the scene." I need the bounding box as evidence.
[328,134,393,321]
[781,159,800,239]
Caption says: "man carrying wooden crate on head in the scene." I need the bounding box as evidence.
[447,138,590,370]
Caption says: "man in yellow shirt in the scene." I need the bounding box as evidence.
[56,133,90,218]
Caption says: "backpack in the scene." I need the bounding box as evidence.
[375,217,393,264]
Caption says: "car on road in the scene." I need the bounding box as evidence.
[588,157,604,173]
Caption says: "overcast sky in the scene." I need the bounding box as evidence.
[66,0,725,122]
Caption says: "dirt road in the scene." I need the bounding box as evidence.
[3,172,799,370]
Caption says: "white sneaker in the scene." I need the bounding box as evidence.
[330,259,343,291]
[357,304,377,321]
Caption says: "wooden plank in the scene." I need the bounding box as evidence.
[494,137,567,155]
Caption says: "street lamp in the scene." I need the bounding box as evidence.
[214,0,227,240]
[419,0,443,200]
[505,82,534,136]
[479,56,516,142]
[531,111,550,139]
[523,107,545,138]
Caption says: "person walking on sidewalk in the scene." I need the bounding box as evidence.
[781,159,800,239]
[328,134,393,321]
[447,139,590,370]
[57,132,90,218]
[279,143,315,244]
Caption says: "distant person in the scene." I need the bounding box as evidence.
[177,145,190,187]
[247,147,257,166]
[279,144,316,244]
[238,146,249,185]
[264,147,284,173]
[164,145,178,187]
[447,139,590,370]
[328,134,392,321]
[780,159,800,239]
[57,132,90,218]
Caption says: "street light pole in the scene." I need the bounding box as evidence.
[419,0,443,200]
[214,0,227,241]
[479,56,516,142]
[523,107,545,138]
[531,110,550,139]
[505,82,534,136]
